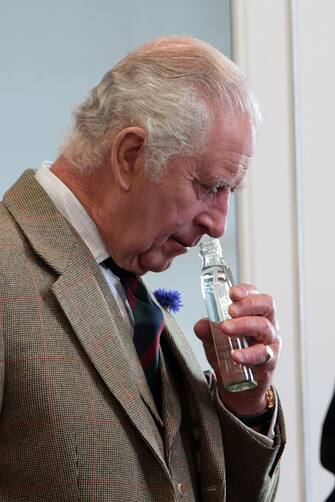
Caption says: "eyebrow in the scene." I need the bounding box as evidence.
[210,177,245,192]
[201,158,249,190]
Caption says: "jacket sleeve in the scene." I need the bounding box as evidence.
[163,308,286,502]
[212,379,286,502]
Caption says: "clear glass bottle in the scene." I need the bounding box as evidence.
[199,238,257,392]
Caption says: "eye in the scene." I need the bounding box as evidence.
[200,182,229,197]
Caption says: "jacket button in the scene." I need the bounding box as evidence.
[177,482,185,496]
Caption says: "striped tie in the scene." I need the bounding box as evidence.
[104,258,165,405]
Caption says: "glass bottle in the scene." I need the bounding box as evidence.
[199,238,257,392]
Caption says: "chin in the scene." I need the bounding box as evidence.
[138,254,174,274]
[150,261,173,273]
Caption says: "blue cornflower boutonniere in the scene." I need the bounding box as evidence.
[154,288,183,313]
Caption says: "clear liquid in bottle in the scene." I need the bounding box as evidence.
[200,238,257,392]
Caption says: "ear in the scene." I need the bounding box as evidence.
[110,127,147,190]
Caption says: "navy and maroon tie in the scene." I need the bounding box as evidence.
[104,258,165,405]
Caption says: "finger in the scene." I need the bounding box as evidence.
[229,293,278,327]
[194,318,211,340]
[221,316,277,345]
[231,343,278,367]
[229,284,259,302]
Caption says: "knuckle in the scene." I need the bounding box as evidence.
[258,321,270,341]
[262,318,274,338]
[264,294,276,313]
[240,317,249,332]
[245,296,256,312]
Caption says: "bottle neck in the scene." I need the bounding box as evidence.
[201,251,223,269]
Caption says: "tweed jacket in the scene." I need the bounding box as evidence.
[0,170,285,501]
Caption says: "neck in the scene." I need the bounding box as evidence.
[51,157,119,225]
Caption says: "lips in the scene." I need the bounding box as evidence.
[168,237,187,253]
[189,235,202,247]
[171,235,202,248]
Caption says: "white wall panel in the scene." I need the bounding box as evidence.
[297,1,335,500]
[233,0,335,500]
[232,1,305,500]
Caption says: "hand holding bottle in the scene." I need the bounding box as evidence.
[195,280,281,417]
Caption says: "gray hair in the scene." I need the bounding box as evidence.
[61,36,261,179]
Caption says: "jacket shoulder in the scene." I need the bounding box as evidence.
[0,201,26,247]
[0,201,36,286]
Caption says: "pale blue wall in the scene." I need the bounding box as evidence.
[0,0,235,368]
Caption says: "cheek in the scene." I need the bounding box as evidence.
[177,196,204,220]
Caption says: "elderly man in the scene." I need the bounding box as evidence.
[0,36,285,501]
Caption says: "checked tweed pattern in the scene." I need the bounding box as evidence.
[0,170,285,501]
[104,258,165,405]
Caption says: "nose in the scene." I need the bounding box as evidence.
[195,192,230,238]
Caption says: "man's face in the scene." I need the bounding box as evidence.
[102,112,254,274]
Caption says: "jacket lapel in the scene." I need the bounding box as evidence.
[52,246,166,464]
[3,170,167,468]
